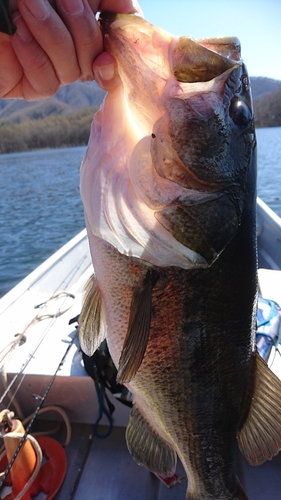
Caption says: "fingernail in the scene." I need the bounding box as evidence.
[24,0,50,21]
[96,63,115,81]
[60,0,84,15]
[11,12,33,42]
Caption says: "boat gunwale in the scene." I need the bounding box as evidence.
[0,228,88,316]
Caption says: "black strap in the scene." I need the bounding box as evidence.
[93,380,114,439]
[0,0,16,35]
[82,348,115,438]
[82,342,133,438]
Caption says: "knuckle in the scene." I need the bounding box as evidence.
[59,66,81,86]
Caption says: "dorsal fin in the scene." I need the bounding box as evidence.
[117,269,159,384]
[238,351,281,465]
[126,405,177,476]
[79,275,105,356]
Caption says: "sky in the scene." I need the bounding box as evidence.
[138,0,281,81]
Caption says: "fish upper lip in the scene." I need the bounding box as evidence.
[170,36,240,83]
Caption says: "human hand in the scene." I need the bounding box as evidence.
[0,0,142,100]
[93,3,146,94]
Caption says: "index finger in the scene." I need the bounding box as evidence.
[55,0,103,82]
[17,0,81,85]
[88,0,143,15]
[0,32,23,97]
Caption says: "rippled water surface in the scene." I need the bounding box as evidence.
[256,127,281,216]
[0,147,86,297]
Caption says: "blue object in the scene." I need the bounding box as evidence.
[256,297,281,360]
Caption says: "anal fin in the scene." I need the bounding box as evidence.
[238,351,281,465]
[126,405,177,478]
[79,275,105,356]
[117,269,159,384]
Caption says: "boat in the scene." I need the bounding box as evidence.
[0,197,280,499]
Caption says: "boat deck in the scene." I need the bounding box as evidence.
[0,199,281,500]
[54,422,281,500]
[59,424,186,500]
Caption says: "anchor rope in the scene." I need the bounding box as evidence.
[0,332,77,492]
[0,252,87,368]
[0,253,89,408]
[0,291,75,409]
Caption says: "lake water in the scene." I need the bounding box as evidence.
[0,127,280,298]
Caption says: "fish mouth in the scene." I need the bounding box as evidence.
[99,12,240,83]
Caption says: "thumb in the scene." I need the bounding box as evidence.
[93,52,121,91]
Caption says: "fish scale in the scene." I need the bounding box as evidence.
[79,13,281,500]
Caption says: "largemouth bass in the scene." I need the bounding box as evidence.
[79,13,281,500]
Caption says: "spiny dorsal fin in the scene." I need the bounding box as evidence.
[126,405,177,476]
[79,275,105,356]
[238,351,281,465]
[117,269,159,384]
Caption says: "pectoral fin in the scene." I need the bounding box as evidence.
[126,405,177,477]
[117,269,159,384]
[79,275,105,356]
[238,352,281,465]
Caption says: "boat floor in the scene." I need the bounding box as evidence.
[50,422,281,500]
[59,424,187,500]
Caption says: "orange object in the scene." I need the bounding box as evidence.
[4,419,37,496]
[0,436,67,500]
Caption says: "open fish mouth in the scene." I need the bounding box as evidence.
[99,11,241,84]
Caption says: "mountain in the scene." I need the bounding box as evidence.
[0,77,280,154]
[0,81,105,123]
[0,76,280,125]
[250,77,281,101]
[253,85,281,128]
[0,106,98,154]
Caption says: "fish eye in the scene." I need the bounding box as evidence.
[229,98,252,127]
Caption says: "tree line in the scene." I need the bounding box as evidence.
[0,89,280,155]
[0,107,98,154]
[253,87,281,128]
